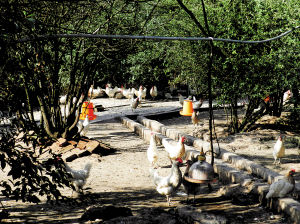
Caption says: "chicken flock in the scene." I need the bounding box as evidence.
[60,83,207,139]
[59,84,296,209]
[146,129,296,206]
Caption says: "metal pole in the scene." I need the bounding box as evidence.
[208,40,214,166]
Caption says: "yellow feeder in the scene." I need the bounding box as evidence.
[180,100,194,116]
[79,101,97,120]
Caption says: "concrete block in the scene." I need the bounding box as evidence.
[166,128,179,140]
[279,198,300,224]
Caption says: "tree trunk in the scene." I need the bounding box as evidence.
[230,97,239,133]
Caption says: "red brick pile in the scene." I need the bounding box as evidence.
[48,137,115,162]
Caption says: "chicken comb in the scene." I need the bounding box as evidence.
[176,158,183,163]
[291,169,296,172]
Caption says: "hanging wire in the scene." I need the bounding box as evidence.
[16,26,299,44]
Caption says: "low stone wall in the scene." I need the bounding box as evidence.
[136,115,296,185]
[119,115,300,224]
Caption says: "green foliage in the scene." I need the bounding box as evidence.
[0,123,72,203]
[203,0,300,131]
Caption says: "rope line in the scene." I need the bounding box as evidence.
[16,26,299,44]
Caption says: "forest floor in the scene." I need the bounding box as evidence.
[0,98,299,223]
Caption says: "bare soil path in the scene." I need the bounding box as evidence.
[1,98,299,223]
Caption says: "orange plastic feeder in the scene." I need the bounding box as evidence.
[79,101,97,120]
[180,100,194,116]
[264,95,270,103]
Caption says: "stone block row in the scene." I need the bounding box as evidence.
[119,115,300,224]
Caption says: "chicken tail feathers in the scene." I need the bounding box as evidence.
[162,138,171,153]
[266,189,274,199]
[149,168,162,186]
[84,163,92,176]
[64,162,72,173]
[149,168,156,178]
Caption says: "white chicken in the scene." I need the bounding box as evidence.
[78,114,90,136]
[137,85,147,100]
[149,161,182,206]
[150,86,158,100]
[60,95,80,105]
[105,84,118,98]
[253,101,266,113]
[131,96,140,111]
[283,90,292,105]
[162,136,186,164]
[88,85,104,99]
[147,133,159,167]
[192,96,204,110]
[178,94,191,106]
[273,134,285,164]
[266,169,295,200]
[113,85,123,99]
[64,161,92,192]
[114,90,124,99]
[122,87,133,99]
[59,95,67,104]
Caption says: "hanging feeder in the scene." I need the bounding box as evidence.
[180,100,194,116]
[79,101,97,120]
[184,151,217,184]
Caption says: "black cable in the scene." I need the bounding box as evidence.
[16,26,299,44]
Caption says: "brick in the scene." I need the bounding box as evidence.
[77,139,89,150]
[61,147,83,161]
[68,140,78,146]
[60,144,75,154]
[85,140,100,153]
[49,142,61,154]
[57,138,68,147]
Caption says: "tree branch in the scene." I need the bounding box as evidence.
[201,0,210,36]
[176,0,208,36]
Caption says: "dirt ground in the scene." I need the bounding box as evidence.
[0,99,299,223]
[157,108,300,177]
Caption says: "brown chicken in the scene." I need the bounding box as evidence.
[191,111,200,126]
[131,96,140,111]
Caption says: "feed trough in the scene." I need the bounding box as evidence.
[183,173,217,184]
[185,154,217,184]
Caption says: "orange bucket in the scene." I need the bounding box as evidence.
[180,100,194,116]
[79,101,97,120]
